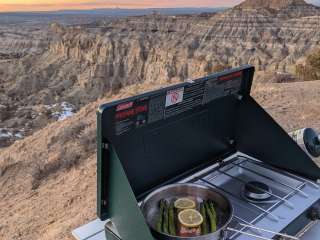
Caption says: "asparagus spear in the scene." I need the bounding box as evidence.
[163,201,169,234]
[205,201,217,233]
[208,201,217,221]
[168,202,176,236]
[200,202,209,235]
[156,199,165,233]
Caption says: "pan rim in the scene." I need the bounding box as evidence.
[141,183,234,239]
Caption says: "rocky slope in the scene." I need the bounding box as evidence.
[0,79,319,240]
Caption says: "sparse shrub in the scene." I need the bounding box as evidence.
[51,122,87,146]
[32,160,61,190]
[212,63,232,73]
[31,146,81,190]
[296,49,320,81]
[59,147,81,170]
[307,50,320,70]
[78,125,96,154]
[272,73,296,83]
[0,155,14,177]
[204,62,213,74]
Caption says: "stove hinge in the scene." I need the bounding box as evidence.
[235,93,244,101]
[102,142,109,150]
[216,157,233,168]
[215,145,237,167]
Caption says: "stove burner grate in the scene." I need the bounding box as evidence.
[242,181,274,203]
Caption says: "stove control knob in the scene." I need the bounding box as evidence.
[308,207,320,221]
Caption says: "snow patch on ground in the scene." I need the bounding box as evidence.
[47,102,75,121]
[15,133,23,138]
[0,129,13,138]
[0,128,24,140]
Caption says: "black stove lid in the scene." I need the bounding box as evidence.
[97,66,253,201]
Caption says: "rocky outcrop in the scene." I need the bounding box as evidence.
[238,0,311,10]
[237,0,320,18]
[0,25,49,58]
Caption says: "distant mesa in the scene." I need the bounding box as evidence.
[231,0,320,18]
[236,0,315,9]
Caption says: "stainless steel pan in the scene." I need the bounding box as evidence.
[141,183,232,240]
[141,183,300,240]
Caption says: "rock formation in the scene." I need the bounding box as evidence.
[238,0,313,10]
[0,1,320,147]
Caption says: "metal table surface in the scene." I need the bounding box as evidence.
[72,219,320,240]
[72,219,107,240]
[301,221,320,240]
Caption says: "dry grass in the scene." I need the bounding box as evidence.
[0,80,319,240]
[0,81,169,240]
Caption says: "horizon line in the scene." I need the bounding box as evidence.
[0,6,229,14]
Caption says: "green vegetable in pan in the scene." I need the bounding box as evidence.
[205,201,217,233]
[209,200,217,221]
[168,202,176,235]
[156,199,217,236]
[200,202,209,235]
[163,201,170,234]
[156,199,166,233]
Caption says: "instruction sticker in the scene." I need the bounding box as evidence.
[165,87,184,107]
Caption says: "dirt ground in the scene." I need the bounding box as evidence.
[0,80,319,240]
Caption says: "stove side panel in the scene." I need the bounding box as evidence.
[235,97,320,180]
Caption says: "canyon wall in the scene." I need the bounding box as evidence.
[0,1,319,147]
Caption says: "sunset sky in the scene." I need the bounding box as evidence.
[0,0,242,12]
[0,0,319,12]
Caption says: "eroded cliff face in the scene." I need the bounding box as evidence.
[238,0,316,10]
[0,25,49,59]
[47,8,320,88]
[0,4,320,147]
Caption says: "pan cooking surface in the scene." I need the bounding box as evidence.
[141,183,233,238]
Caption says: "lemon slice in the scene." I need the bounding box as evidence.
[174,198,196,210]
[178,209,203,228]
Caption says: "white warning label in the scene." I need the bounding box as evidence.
[165,87,184,107]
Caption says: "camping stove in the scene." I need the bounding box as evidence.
[93,65,320,240]
[179,153,320,240]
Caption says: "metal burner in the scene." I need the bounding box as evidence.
[196,155,320,240]
[243,181,272,202]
